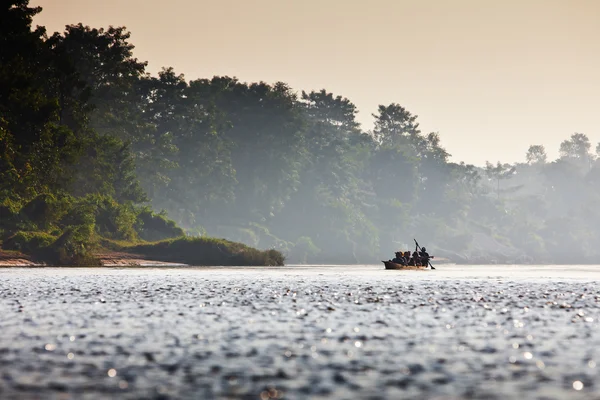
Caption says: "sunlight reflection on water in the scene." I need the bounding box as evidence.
[0,265,598,399]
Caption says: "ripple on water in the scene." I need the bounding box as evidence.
[0,267,598,399]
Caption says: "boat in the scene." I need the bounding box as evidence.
[382,261,428,270]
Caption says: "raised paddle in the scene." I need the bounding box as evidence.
[414,239,436,270]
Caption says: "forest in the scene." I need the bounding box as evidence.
[2,1,600,265]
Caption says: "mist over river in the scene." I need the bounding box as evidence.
[1,265,599,399]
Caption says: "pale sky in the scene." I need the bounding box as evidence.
[31,0,599,166]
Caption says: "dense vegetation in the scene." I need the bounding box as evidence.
[0,1,282,265]
[2,1,599,264]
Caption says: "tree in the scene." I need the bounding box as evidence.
[299,89,365,197]
[485,161,516,200]
[272,90,377,262]
[414,132,452,213]
[9,0,600,265]
[372,103,420,147]
[140,69,236,227]
[559,133,593,170]
[0,1,79,202]
[201,77,307,226]
[48,24,172,188]
[525,145,547,165]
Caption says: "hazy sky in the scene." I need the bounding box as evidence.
[31,0,599,166]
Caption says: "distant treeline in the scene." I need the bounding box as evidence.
[2,1,600,264]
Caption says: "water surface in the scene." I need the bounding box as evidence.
[1,265,599,399]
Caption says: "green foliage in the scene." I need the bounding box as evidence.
[3,231,57,253]
[2,228,100,266]
[135,207,184,241]
[85,195,138,240]
[0,200,20,233]
[52,194,139,241]
[3,1,600,266]
[59,197,96,228]
[69,134,147,204]
[125,236,285,266]
[46,224,101,266]
[19,194,58,230]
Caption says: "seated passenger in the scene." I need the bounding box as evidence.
[412,251,421,266]
[392,252,406,265]
[401,253,409,265]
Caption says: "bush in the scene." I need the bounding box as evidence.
[45,224,101,266]
[47,197,102,265]
[91,196,138,241]
[3,231,57,253]
[3,228,100,266]
[60,199,96,228]
[19,194,56,230]
[125,236,285,266]
[58,194,138,241]
[135,208,184,241]
[0,199,20,232]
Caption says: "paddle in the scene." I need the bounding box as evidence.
[414,239,436,270]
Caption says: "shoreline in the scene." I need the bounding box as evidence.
[0,250,188,267]
[2,250,600,267]
[0,235,285,267]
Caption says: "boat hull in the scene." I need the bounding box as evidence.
[382,261,427,270]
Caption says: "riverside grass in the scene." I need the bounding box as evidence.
[1,233,285,267]
[1,194,284,267]
[122,236,285,266]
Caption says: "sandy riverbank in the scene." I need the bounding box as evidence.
[0,250,35,266]
[0,250,187,267]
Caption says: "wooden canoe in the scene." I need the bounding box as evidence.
[382,261,428,270]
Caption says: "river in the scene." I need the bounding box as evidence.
[1,265,599,399]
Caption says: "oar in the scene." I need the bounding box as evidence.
[414,239,436,270]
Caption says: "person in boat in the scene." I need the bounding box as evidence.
[410,251,421,266]
[391,252,406,265]
[419,247,433,266]
[402,251,410,265]
[406,251,415,266]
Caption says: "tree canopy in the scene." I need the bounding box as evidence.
[2,1,600,264]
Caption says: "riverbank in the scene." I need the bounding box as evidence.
[0,250,35,266]
[0,236,285,267]
[0,250,183,267]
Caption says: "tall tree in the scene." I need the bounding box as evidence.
[526,145,547,165]
[200,77,306,226]
[141,69,236,227]
[0,1,79,202]
[372,103,420,147]
[559,133,594,171]
[273,90,377,261]
[48,24,170,189]
[485,161,516,200]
